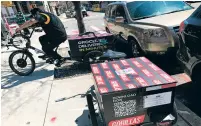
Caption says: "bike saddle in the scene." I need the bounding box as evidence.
[100,49,127,60]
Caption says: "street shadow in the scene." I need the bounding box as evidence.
[75,109,90,126]
[54,62,91,79]
[75,109,104,126]
[75,85,101,126]
[1,65,53,89]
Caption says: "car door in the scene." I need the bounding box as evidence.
[106,5,117,34]
[114,5,128,40]
[185,6,201,53]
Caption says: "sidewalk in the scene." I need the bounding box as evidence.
[43,74,93,126]
[1,32,55,126]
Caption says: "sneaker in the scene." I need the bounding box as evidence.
[46,58,54,64]
[54,58,66,67]
[38,55,48,59]
[54,59,61,67]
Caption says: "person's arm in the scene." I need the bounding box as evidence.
[16,18,38,32]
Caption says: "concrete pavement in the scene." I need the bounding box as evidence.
[43,74,93,126]
[1,30,55,126]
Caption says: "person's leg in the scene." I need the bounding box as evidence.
[38,35,49,58]
[47,41,62,60]
[53,37,67,60]
[23,28,30,35]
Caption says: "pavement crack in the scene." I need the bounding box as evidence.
[42,77,54,126]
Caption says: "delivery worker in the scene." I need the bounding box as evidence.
[15,8,67,66]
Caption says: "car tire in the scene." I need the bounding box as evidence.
[129,39,143,57]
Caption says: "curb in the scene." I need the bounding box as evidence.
[175,98,201,126]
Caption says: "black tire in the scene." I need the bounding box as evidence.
[157,102,178,126]
[148,102,178,126]
[11,33,30,49]
[83,51,103,65]
[9,50,35,76]
[87,94,98,126]
[129,39,143,57]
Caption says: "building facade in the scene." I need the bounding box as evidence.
[1,1,47,17]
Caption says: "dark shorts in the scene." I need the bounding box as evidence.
[39,35,67,45]
[38,35,67,59]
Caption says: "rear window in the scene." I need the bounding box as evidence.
[196,6,201,19]
[191,5,201,19]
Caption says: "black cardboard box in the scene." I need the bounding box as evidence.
[91,57,177,126]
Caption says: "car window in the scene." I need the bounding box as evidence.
[116,5,126,18]
[190,5,201,19]
[110,5,117,19]
[195,6,201,19]
[126,1,193,20]
[105,6,111,17]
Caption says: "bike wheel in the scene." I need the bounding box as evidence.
[9,50,35,76]
[11,33,30,49]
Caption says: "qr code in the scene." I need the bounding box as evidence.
[114,100,137,117]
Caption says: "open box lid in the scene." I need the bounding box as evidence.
[91,57,178,94]
[68,31,113,40]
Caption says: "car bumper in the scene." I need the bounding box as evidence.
[145,30,180,53]
[146,42,174,52]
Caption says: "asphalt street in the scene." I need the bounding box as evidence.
[1,9,201,126]
[61,12,105,35]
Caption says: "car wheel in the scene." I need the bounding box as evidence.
[130,39,143,57]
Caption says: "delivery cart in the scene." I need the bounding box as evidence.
[86,57,192,126]
[68,31,126,64]
[8,30,127,76]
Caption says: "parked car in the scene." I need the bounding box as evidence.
[104,1,197,57]
[177,5,201,83]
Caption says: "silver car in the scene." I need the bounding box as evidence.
[104,1,197,57]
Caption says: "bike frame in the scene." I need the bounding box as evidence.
[23,27,45,54]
